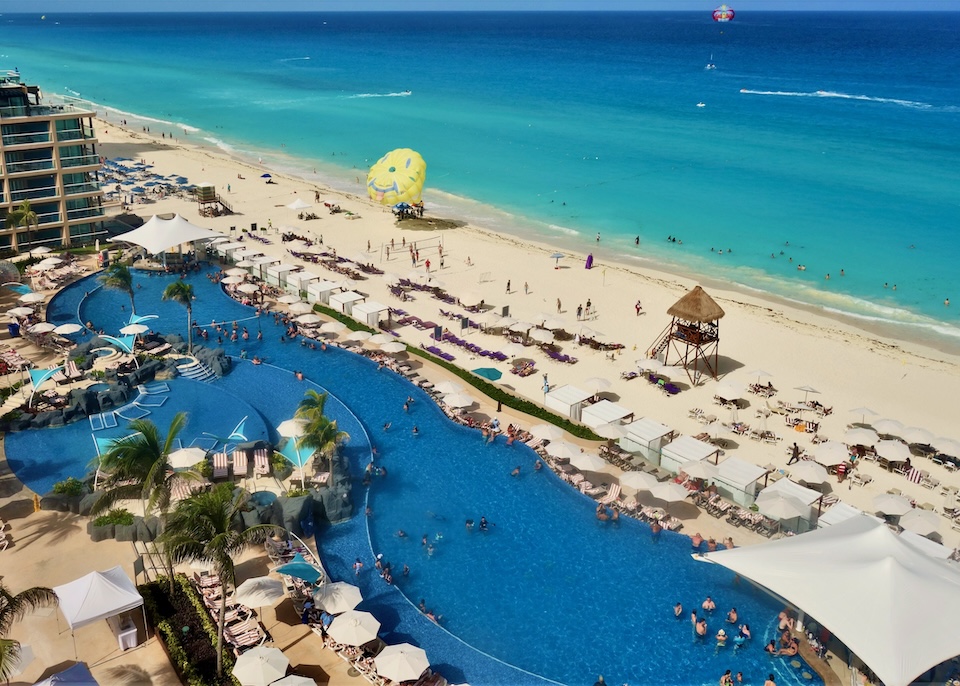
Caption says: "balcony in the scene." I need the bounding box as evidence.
[9,185,57,202]
[66,206,104,221]
[5,159,55,174]
[64,181,101,196]
[60,154,99,169]
[0,103,90,120]
[2,131,51,146]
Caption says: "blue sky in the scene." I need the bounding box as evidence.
[9,0,960,12]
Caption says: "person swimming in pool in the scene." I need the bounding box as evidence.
[674,602,683,618]
[465,519,474,530]
[479,516,489,532]
[412,425,420,436]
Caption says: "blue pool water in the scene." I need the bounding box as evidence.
[20,269,821,686]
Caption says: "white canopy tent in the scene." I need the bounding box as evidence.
[544,385,592,421]
[307,280,342,305]
[707,515,960,686]
[817,501,870,528]
[115,214,221,255]
[265,262,301,287]
[53,566,146,652]
[620,417,673,465]
[329,290,366,316]
[287,270,321,292]
[233,248,264,261]
[353,300,389,329]
[580,400,634,429]
[659,435,719,475]
[216,241,246,256]
[714,456,767,505]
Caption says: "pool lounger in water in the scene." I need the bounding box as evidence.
[138,382,170,394]
[135,394,167,407]
[88,412,118,431]
[116,405,150,421]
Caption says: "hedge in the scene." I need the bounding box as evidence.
[311,303,602,441]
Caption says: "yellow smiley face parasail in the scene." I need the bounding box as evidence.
[366,148,426,206]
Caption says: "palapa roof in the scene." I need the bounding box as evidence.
[667,285,725,323]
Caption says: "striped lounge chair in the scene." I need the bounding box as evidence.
[212,452,230,479]
[253,448,271,477]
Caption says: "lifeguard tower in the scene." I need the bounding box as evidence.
[195,182,232,217]
[648,285,725,384]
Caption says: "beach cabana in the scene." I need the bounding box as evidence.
[265,262,301,288]
[817,501,869,528]
[217,241,245,257]
[580,399,634,429]
[329,290,366,316]
[659,434,719,475]
[233,248,263,261]
[620,417,673,465]
[53,566,146,652]
[544,385,592,421]
[307,279,341,305]
[713,456,766,505]
[353,300,389,329]
[758,477,822,531]
[706,515,960,686]
[287,270,320,294]
[251,254,280,278]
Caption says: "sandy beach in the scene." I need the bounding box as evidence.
[93,119,960,538]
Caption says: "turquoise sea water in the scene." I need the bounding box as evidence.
[4,11,960,343]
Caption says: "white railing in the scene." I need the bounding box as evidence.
[4,159,54,174]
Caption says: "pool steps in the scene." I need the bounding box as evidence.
[176,359,217,383]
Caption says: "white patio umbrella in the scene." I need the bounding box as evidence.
[288,301,313,314]
[52,323,83,335]
[872,418,905,436]
[232,645,289,686]
[849,406,879,425]
[529,328,555,344]
[542,316,566,330]
[237,283,260,294]
[235,260,256,267]
[458,291,483,307]
[509,321,533,333]
[7,307,33,317]
[794,385,820,401]
[320,321,347,334]
[28,322,55,334]
[876,439,911,463]
[226,267,248,277]
[119,323,149,335]
[814,441,850,467]
[276,418,308,438]
[500,342,526,357]
[595,423,627,440]
[651,482,691,503]
[714,382,744,401]
[546,440,581,460]
[19,292,44,303]
[934,438,960,457]
[314,581,363,615]
[328,609,381,646]
[529,423,563,441]
[381,341,407,354]
[637,358,667,375]
[570,452,606,472]
[375,643,429,684]
[872,492,912,516]
[746,368,773,383]
[900,427,934,445]
[296,314,322,325]
[790,460,829,485]
[443,392,475,409]
[167,447,207,470]
[757,493,808,520]
[29,246,52,255]
[220,276,244,285]
[434,380,464,395]
[619,471,659,492]
[234,576,286,610]
[583,376,612,394]
[287,198,312,210]
[843,427,879,446]
[38,257,63,267]
[278,294,302,304]
[368,333,391,345]
[344,330,372,342]
[681,460,719,480]
[492,316,516,329]
[272,676,317,686]
[899,509,940,536]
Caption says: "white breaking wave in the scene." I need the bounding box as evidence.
[50,91,202,133]
[738,88,953,111]
[278,56,310,62]
[343,91,412,99]
[203,136,237,154]
[548,224,581,237]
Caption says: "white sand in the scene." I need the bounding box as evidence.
[97,121,960,548]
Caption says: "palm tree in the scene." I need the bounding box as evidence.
[162,281,195,354]
[4,200,38,252]
[99,263,136,314]
[0,582,57,682]
[295,390,350,482]
[161,484,276,678]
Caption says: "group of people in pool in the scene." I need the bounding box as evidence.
[684,596,752,651]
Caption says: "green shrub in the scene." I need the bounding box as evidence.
[53,476,84,496]
[286,487,309,498]
[271,450,288,472]
[196,460,212,479]
[93,507,134,526]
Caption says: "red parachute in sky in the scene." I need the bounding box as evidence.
[712,4,735,22]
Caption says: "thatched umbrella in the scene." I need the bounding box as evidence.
[667,285,725,323]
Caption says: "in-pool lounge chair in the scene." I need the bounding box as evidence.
[232,450,249,478]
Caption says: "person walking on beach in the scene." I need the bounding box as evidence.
[788,443,800,465]
[577,304,583,320]
[635,300,643,316]
[506,280,511,294]
[524,282,529,295]
[557,298,562,313]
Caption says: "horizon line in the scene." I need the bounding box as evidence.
[11,8,960,13]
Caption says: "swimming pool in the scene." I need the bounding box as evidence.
[31,269,821,686]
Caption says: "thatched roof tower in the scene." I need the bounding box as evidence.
[649,285,724,383]
[667,286,725,323]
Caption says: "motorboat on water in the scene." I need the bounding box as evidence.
[705,53,716,70]
[696,102,706,108]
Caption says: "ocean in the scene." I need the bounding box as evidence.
[4,10,960,345]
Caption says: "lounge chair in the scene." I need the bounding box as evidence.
[254,448,271,477]
[600,484,621,505]
[212,452,229,479]
[233,450,249,478]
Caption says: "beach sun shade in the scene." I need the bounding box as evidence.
[288,301,313,314]
[529,423,563,441]
[7,306,33,317]
[114,213,221,254]
[843,427,879,446]
[790,460,829,485]
[381,341,407,354]
[167,446,207,470]
[53,323,83,335]
[757,493,808,520]
[273,552,324,584]
[279,436,315,485]
[29,322,56,334]
[260,173,272,178]
[443,392,475,409]
[872,492,912,516]
[119,323,148,335]
[813,441,850,467]
[546,440,581,460]
[277,418,308,438]
[374,643,430,683]
[570,452,606,472]
[19,292,45,303]
[232,645,289,686]
[278,293,302,304]
[29,246,52,255]
[236,283,260,294]
[272,677,317,686]
[33,662,99,686]
[433,380,464,395]
[233,576,285,611]
[314,581,363,614]
[899,509,940,536]
[651,482,691,503]
[471,367,502,381]
[328,609,381,646]
[619,471,659,492]
[876,439,911,462]
[873,418,905,435]
[287,198,312,210]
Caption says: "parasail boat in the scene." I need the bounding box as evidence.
[705,54,716,70]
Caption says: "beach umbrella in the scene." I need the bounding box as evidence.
[375,643,430,684]
[119,323,149,335]
[296,313,322,325]
[232,645,288,686]
[260,173,272,178]
[583,376,612,394]
[273,553,324,584]
[328,609,381,646]
[682,460,720,481]
[651,482,691,503]
[901,427,934,445]
[814,441,850,467]
[287,198,312,210]
[458,291,483,307]
[541,316,566,330]
[52,323,83,335]
[509,320,533,333]
[595,423,627,440]
[493,316,516,329]
[29,322,56,334]
[637,358,667,375]
[235,260,256,267]
[843,427,879,446]
[381,341,407,354]
[276,418,308,438]
[471,367,502,381]
[38,257,63,267]
[29,246,52,255]
[790,460,829,485]
[550,252,565,268]
[167,447,207,470]
[899,509,940,536]
[7,307,33,317]
[288,302,313,314]
[278,294,302,304]
[433,380,464,395]
[382,272,402,286]
[226,267,248,277]
[849,406,879,425]
[546,440,582,460]
[368,333,391,346]
[872,492,912,516]
[876,439,911,463]
[619,471,659,492]
[335,278,357,290]
[237,283,260,294]
[706,422,730,442]
[344,330,372,342]
[794,385,820,401]
[272,677,317,686]
[934,438,960,457]
[745,368,773,383]
[873,418,905,436]
[714,382,743,401]
[19,292,44,303]
[220,276,244,285]
[443,392,475,409]
[320,321,347,334]
[529,423,563,441]
[31,261,57,272]
[570,452,607,472]
[234,576,285,610]
[500,342,526,357]
[579,326,604,338]
[757,493,808,521]
[313,581,363,614]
